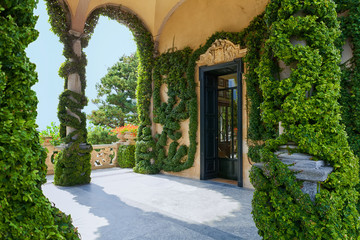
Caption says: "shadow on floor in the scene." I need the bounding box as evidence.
[58,183,256,240]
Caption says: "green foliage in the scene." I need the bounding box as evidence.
[251,0,360,238]
[334,0,360,213]
[80,5,157,174]
[153,48,196,172]
[51,206,80,239]
[0,1,79,238]
[39,122,62,146]
[117,145,135,168]
[46,0,93,186]
[88,53,139,128]
[87,124,118,145]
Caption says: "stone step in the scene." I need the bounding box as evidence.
[253,162,333,182]
[275,151,313,161]
[279,158,325,169]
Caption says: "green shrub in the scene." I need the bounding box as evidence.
[87,125,118,145]
[39,122,62,146]
[117,145,135,168]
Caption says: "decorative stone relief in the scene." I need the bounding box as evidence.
[197,39,247,66]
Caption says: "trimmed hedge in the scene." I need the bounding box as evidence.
[0,1,79,238]
[117,145,136,168]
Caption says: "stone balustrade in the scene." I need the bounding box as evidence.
[43,141,133,175]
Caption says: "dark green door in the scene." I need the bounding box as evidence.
[200,60,243,187]
[200,74,218,179]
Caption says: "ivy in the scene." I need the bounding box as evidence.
[335,0,360,211]
[86,6,156,174]
[152,48,195,171]
[0,1,79,238]
[45,0,93,186]
[251,0,360,238]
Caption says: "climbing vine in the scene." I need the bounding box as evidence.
[251,0,360,239]
[46,2,157,174]
[336,1,360,156]
[0,1,79,238]
[46,0,93,186]
[152,48,195,172]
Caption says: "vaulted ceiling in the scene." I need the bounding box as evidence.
[61,0,269,52]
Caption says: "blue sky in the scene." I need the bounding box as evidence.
[26,0,137,131]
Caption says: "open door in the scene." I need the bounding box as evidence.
[200,60,243,187]
[200,73,218,179]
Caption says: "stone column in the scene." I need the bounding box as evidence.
[66,30,83,140]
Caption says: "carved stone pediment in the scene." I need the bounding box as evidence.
[197,39,247,66]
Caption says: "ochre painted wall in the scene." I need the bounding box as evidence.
[61,0,269,188]
[157,0,268,53]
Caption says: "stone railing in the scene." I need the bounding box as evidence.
[43,141,132,175]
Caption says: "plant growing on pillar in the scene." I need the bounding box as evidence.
[251,0,360,238]
[0,1,79,238]
[46,0,94,186]
[335,1,360,211]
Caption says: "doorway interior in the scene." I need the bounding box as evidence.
[200,60,243,187]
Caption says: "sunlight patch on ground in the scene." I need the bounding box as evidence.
[42,183,109,240]
[92,172,241,224]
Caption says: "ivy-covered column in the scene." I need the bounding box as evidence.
[54,30,92,186]
[250,0,360,239]
[0,1,79,238]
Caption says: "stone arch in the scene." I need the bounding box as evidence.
[85,4,153,36]
[48,0,155,185]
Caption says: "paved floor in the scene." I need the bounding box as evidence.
[43,168,261,240]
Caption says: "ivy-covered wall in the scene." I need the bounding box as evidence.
[336,1,360,157]
[0,1,79,238]
[152,48,197,172]
[250,0,360,238]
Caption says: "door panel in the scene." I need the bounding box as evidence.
[202,74,218,179]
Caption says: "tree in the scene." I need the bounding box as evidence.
[88,53,138,128]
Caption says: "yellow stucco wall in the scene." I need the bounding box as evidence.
[60,0,268,188]
[157,0,268,53]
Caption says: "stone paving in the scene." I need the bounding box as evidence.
[43,168,261,240]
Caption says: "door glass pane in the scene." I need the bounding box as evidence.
[232,89,238,159]
[218,90,231,159]
[217,73,238,160]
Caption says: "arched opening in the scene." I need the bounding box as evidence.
[46,2,155,186]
